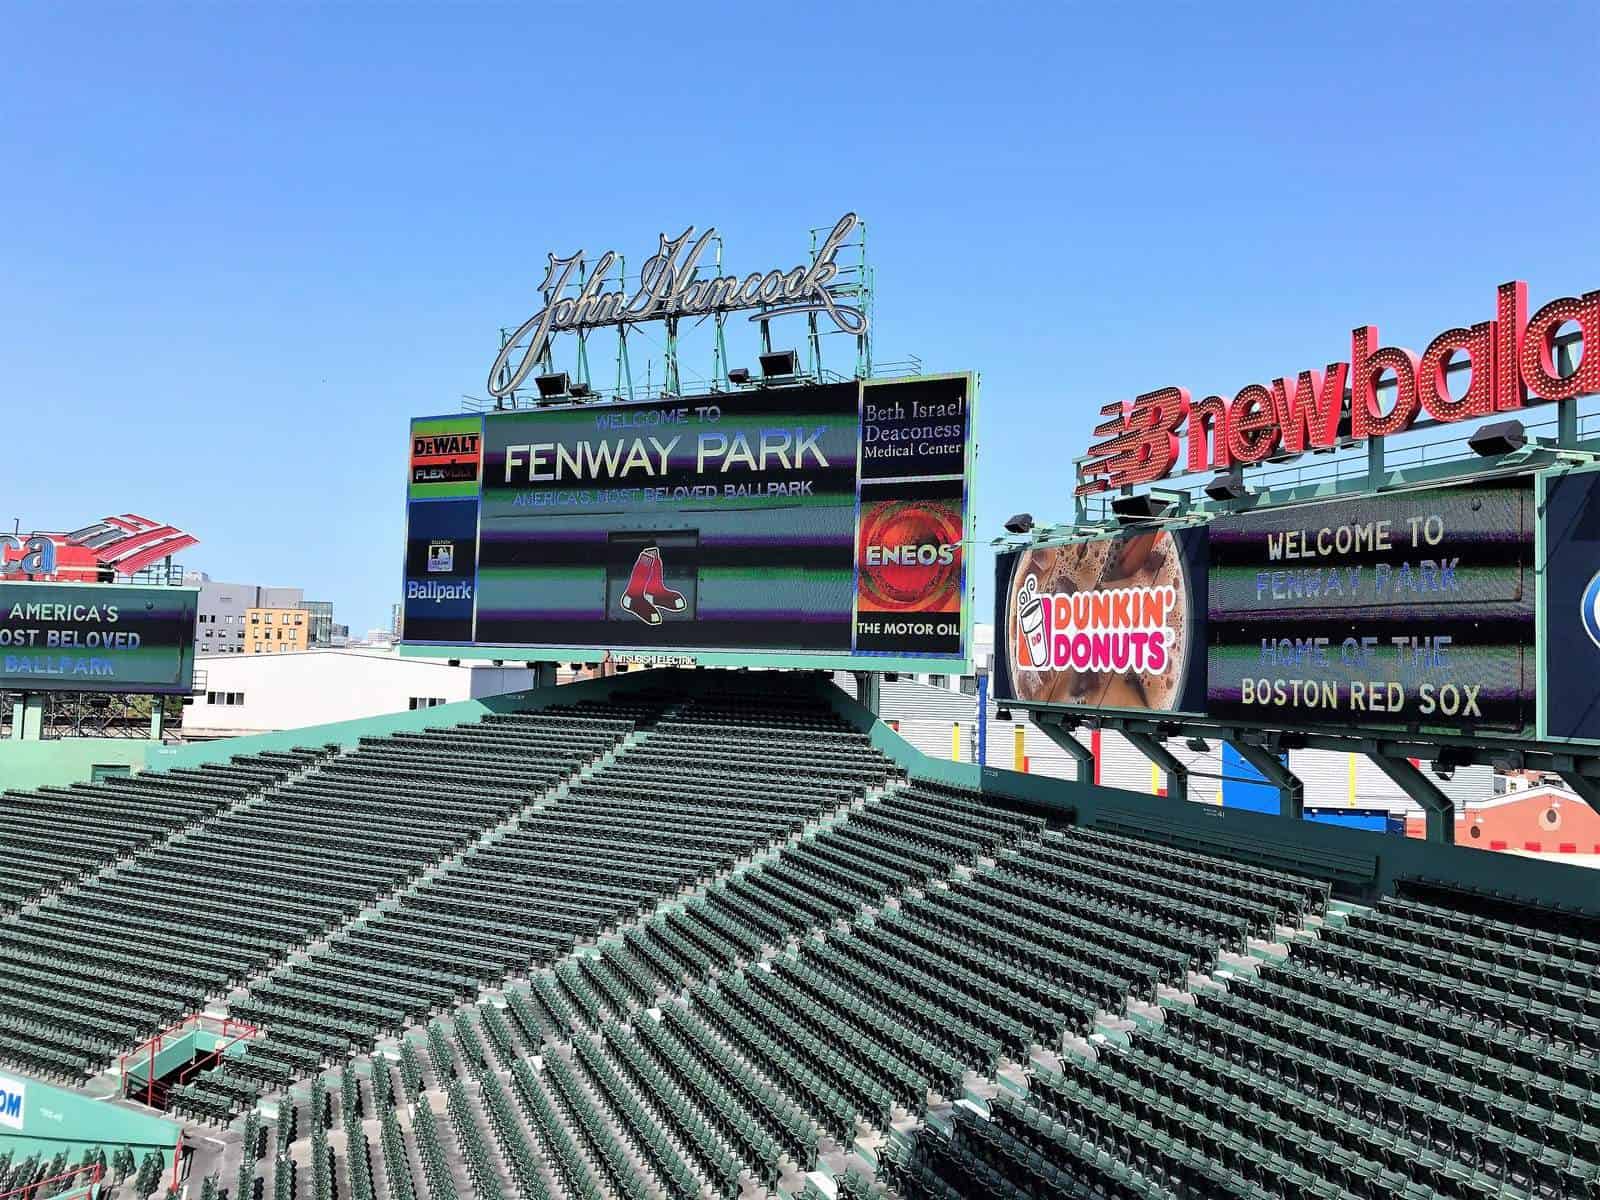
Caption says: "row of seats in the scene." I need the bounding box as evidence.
[1,705,638,1085]
[118,683,1600,1200]
[186,693,906,1118]
[0,749,323,912]
[886,843,1600,1199]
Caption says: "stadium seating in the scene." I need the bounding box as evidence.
[0,750,323,912]
[172,691,905,1120]
[9,674,1600,1200]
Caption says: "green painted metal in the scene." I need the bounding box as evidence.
[1122,730,1188,804]
[1536,465,1551,741]
[1227,739,1303,820]
[121,1029,245,1087]
[1365,751,1454,845]
[0,1070,178,1169]
[1032,715,1095,785]
[0,738,158,795]
[810,668,1600,914]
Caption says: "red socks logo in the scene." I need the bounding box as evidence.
[620,546,687,625]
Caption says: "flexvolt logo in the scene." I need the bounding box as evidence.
[1582,570,1600,650]
[0,1074,24,1129]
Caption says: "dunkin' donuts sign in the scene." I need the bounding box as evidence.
[1077,280,1599,495]
[996,529,1207,713]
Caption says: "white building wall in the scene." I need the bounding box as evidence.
[865,676,1494,814]
[184,650,537,735]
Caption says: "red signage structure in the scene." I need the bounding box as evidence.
[1077,281,1599,495]
[0,514,198,581]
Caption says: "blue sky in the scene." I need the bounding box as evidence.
[3,3,1597,636]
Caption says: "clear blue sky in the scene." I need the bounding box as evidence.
[4,3,1597,635]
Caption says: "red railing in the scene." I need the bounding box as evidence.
[119,1013,261,1109]
[0,1163,103,1200]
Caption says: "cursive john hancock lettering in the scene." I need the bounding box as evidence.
[487,213,869,398]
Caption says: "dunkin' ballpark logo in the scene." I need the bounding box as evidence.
[1014,573,1177,674]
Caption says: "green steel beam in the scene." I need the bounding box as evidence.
[1227,738,1303,820]
[1122,730,1188,804]
[1365,751,1455,845]
[1032,714,1096,785]
[852,671,881,717]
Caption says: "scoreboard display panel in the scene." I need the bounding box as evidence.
[401,375,975,671]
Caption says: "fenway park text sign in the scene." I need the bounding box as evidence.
[1077,281,1599,495]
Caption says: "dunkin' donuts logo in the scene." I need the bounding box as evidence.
[1014,573,1177,675]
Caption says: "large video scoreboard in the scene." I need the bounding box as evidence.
[0,581,198,694]
[986,467,1600,744]
[401,375,975,672]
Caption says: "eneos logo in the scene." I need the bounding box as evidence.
[856,501,963,614]
[1582,569,1600,650]
[0,1074,24,1129]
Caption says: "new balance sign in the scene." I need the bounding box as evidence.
[0,1075,24,1129]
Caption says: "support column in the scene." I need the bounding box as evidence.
[531,662,557,689]
[1228,739,1303,819]
[853,671,881,717]
[149,701,164,742]
[976,673,989,769]
[1035,717,1095,786]
[1122,730,1189,804]
[1555,769,1600,819]
[1367,751,1454,844]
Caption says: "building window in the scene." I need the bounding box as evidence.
[408,697,446,710]
[205,691,216,704]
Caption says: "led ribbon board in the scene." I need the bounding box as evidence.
[1207,479,1536,733]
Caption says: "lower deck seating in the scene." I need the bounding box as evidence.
[11,676,1597,1200]
[243,781,1597,1200]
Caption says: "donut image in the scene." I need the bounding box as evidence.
[1004,529,1191,712]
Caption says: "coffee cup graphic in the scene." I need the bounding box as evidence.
[1017,574,1050,669]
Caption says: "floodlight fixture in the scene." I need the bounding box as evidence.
[1003,513,1035,535]
[758,349,800,378]
[1468,419,1527,457]
[534,372,570,402]
[1110,489,1184,522]
[1204,469,1249,502]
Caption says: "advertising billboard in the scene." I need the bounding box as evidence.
[1208,478,1536,733]
[0,582,198,694]
[993,527,1208,713]
[1541,469,1600,742]
[401,374,974,670]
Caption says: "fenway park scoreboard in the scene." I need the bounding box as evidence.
[400,374,977,675]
